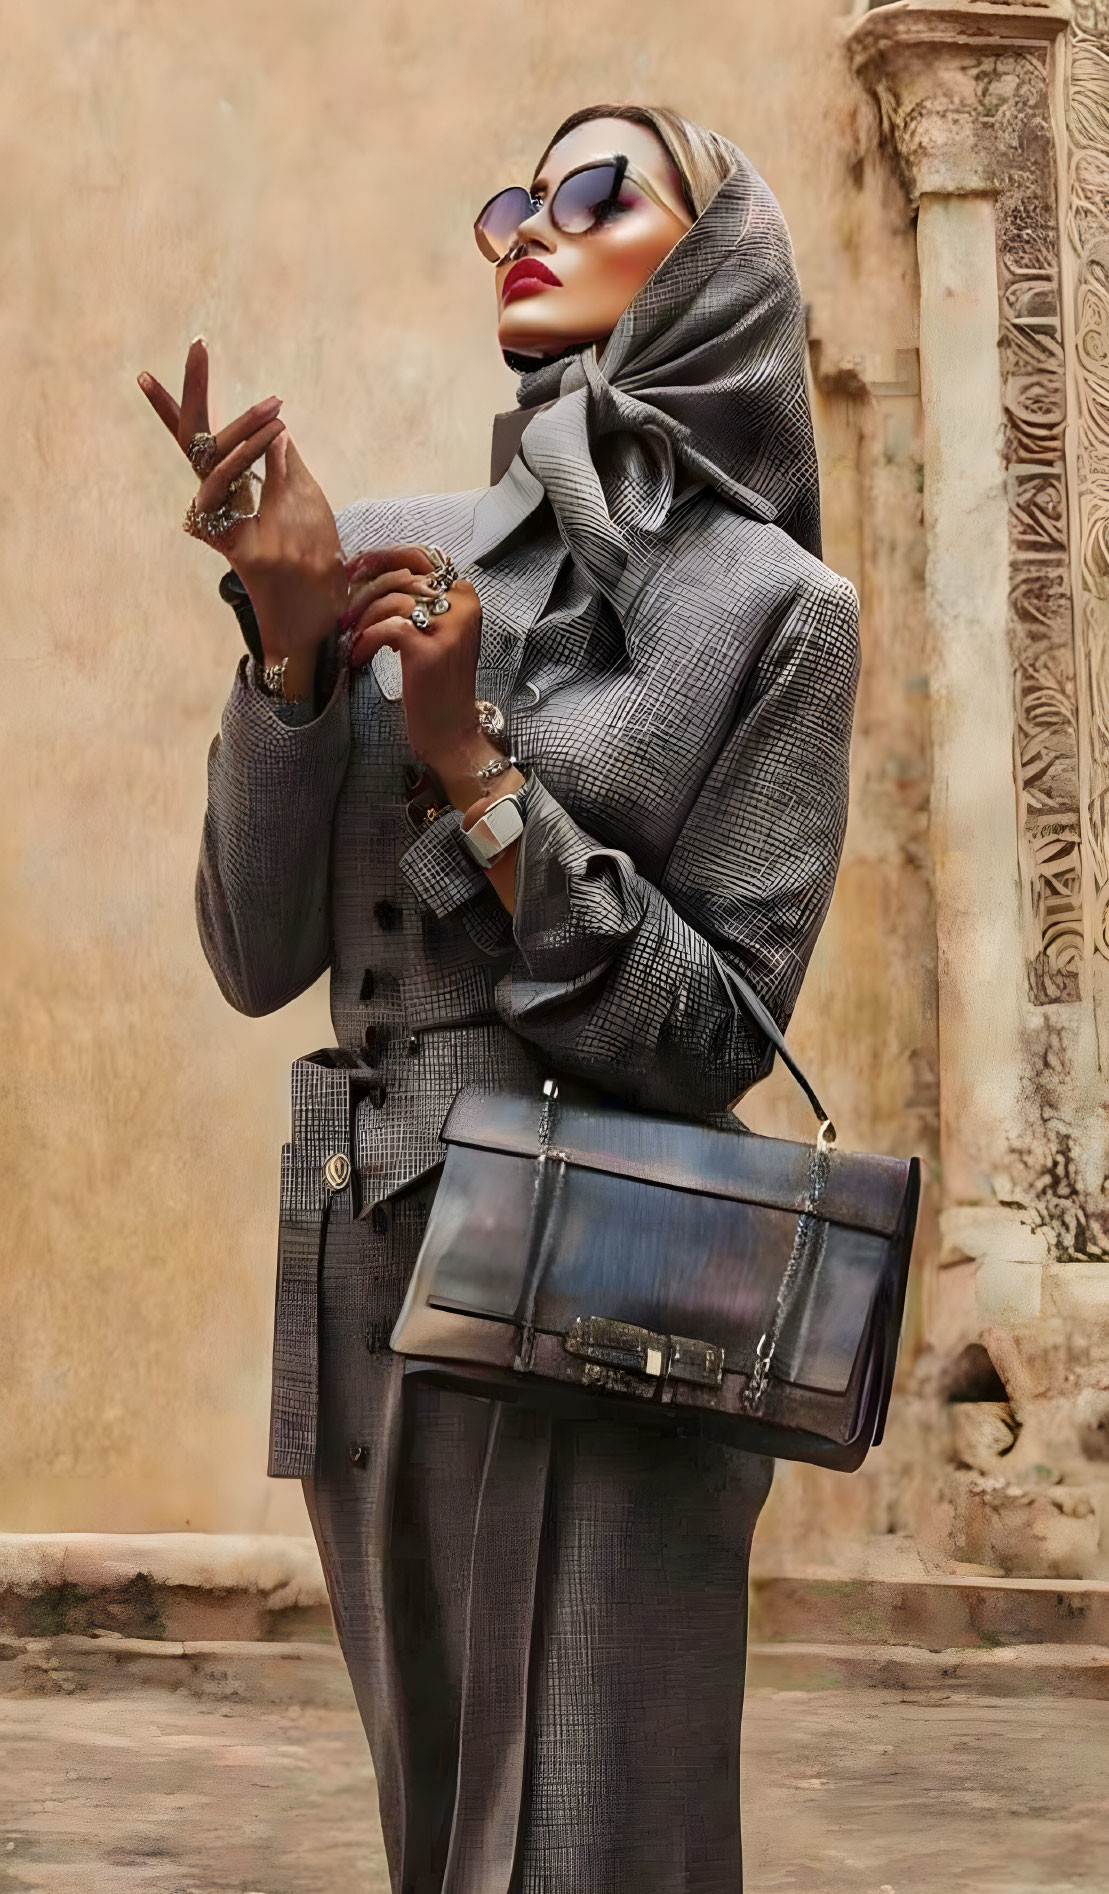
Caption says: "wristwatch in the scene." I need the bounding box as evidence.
[458,786,527,868]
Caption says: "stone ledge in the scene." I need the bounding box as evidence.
[0,1635,351,1709]
[747,1640,1109,1698]
[0,1533,330,1643]
[9,1537,1109,1662]
[3,1633,1105,1704]
[749,1568,1109,1649]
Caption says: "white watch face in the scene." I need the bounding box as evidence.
[462,792,524,865]
[484,796,524,848]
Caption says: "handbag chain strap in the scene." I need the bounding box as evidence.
[741,1136,832,1412]
[512,1079,568,1375]
[704,943,837,1412]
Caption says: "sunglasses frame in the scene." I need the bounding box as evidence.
[474,153,682,266]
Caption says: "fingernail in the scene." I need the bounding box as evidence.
[191,333,206,347]
[338,607,355,631]
[137,372,150,389]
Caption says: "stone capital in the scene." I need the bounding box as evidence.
[845,2,1067,202]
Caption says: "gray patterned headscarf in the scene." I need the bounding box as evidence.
[506,136,821,600]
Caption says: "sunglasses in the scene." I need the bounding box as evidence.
[474,153,683,266]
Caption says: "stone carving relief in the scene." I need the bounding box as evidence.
[991,48,1083,1003]
[1065,27,1109,968]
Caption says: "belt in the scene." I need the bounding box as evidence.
[267,1051,443,1479]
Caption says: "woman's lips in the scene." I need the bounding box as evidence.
[501,259,562,305]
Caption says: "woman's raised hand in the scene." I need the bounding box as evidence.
[138,339,348,692]
[341,545,498,803]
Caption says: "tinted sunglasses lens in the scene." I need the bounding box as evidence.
[551,162,622,235]
[474,186,534,263]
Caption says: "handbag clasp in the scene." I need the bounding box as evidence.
[564,1316,724,1389]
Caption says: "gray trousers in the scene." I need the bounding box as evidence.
[303,1170,775,1894]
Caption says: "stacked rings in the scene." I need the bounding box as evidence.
[410,544,459,630]
[182,470,261,545]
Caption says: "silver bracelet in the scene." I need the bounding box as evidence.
[476,751,520,781]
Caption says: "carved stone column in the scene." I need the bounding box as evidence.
[848,2,1109,1578]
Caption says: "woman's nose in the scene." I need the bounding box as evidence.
[512,204,555,250]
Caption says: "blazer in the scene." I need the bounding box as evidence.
[196,472,860,1472]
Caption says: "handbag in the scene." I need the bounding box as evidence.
[390,948,921,1471]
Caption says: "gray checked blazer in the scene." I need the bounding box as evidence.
[196,472,859,1471]
[195,142,860,1475]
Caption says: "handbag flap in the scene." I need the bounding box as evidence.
[413,1144,893,1395]
[439,1086,912,1238]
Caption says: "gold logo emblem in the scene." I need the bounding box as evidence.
[323,1152,351,1191]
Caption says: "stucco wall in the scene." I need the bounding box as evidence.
[0,0,930,1538]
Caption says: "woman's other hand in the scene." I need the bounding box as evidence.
[138,339,347,700]
[343,546,518,812]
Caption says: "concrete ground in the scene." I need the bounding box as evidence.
[1,1685,1106,1893]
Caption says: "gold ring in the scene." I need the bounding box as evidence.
[186,430,220,479]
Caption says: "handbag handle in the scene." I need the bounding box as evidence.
[706,943,835,1146]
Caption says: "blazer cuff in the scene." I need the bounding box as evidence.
[220,648,350,764]
[398,805,488,917]
[510,771,648,980]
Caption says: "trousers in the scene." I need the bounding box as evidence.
[302,1166,775,1894]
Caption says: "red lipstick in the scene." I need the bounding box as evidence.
[501,258,562,304]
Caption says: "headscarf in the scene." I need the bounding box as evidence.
[494,135,821,605]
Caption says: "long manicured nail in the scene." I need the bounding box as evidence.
[137,372,151,389]
[339,606,356,631]
[191,333,206,347]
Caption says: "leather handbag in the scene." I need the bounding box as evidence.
[390,949,921,1471]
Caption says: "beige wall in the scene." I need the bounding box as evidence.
[0,0,931,1537]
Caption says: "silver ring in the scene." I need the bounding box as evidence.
[410,601,431,631]
[429,595,451,616]
[425,544,459,593]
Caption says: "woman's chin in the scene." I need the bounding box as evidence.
[498,328,561,362]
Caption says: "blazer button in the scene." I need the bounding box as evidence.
[370,1201,390,1234]
[369,1083,387,1109]
[374,899,401,931]
[406,1035,420,1057]
[348,1440,367,1467]
[323,1152,351,1191]
[359,968,375,1003]
[363,1023,387,1060]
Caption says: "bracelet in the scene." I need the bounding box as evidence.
[475,751,520,782]
[258,654,310,705]
[475,700,509,752]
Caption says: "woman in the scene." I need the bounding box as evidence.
[140,103,859,1894]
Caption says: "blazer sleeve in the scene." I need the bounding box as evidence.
[194,635,351,1016]
[494,576,861,1117]
[193,492,416,1016]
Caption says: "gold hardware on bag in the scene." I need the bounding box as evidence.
[564,1316,724,1389]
